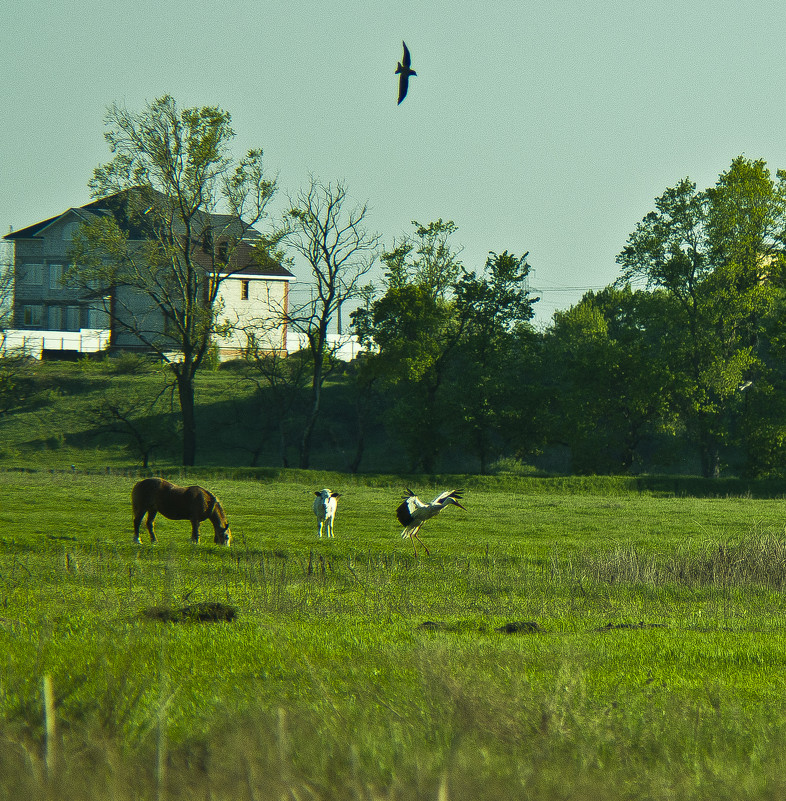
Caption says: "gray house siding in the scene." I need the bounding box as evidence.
[11,213,110,333]
[3,196,294,358]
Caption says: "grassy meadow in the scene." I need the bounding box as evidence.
[0,359,395,473]
[3,470,786,799]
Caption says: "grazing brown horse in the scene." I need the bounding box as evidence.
[132,478,232,546]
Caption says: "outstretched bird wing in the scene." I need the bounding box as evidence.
[431,489,466,509]
[396,41,415,104]
[397,491,424,526]
[402,41,412,69]
[397,73,410,105]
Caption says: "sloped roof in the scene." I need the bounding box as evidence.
[5,189,264,242]
[193,241,294,279]
[3,206,109,240]
[3,189,293,280]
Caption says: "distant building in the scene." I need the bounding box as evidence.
[2,191,295,360]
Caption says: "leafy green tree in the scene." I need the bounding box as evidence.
[617,176,709,340]
[542,297,614,472]
[355,283,458,471]
[354,228,540,473]
[734,292,786,476]
[617,157,785,477]
[704,157,786,351]
[543,286,677,473]
[352,220,469,471]
[449,251,538,473]
[67,95,277,465]
[383,219,463,298]
[706,160,786,475]
[706,157,786,276]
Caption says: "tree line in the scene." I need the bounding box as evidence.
[539,156,786,478]
[341,155,786,479]
[5,96,786,478]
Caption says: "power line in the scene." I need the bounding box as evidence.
[530,285,609,293]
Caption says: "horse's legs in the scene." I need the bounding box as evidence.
[146,511,158,543]
[133,510,145,544]
[190,520,200,543]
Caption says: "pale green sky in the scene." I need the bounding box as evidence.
[3,0,786,323]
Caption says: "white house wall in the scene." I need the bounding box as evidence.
[215,274,290,355]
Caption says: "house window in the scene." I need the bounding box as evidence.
[49,264,64,290]
[48,306,64,330]
[23,305,44,327]
[66,306,81,331]
[241,280,250,301]
[21,264,44,285]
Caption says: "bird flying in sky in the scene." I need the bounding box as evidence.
[395,41,416,104]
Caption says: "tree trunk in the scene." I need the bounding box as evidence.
[698,426,720,479]
[299,401,319,469]
[701,447,721,479]
[299,334,326,469]
[176,372,197,467]
[279,422,290,468]
[349,417,365,474]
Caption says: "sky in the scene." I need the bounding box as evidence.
[4,0,786,326]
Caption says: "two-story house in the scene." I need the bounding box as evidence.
[2,191,295,359]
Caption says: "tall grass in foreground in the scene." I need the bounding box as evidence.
[4,473,786,799]
[554,529,786,588]
[4,673,786,801]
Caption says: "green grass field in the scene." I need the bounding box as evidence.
[4,470,786,799]
[0,359,398,473]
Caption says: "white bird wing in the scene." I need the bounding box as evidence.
[430,489,461,505]
[397,493,425,526]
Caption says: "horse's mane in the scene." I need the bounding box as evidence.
[206,494,228,525]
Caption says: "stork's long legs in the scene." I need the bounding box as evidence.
[409,527,419,557]
[413,531,430,557]
[403,524,430,557]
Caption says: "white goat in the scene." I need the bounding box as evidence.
[313,488,341,538]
